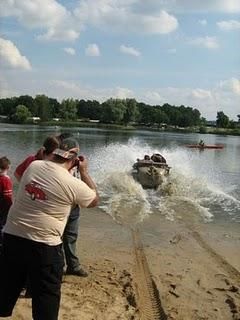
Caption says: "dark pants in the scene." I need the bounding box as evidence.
[63,206,80,271]
[0,233,64,320]
[0,211,8,245]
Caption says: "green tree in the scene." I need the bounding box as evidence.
[137,102,155,125]
[35,95,52,121]
[192,108,201,125]
[154,108,169,127]
[123,99,139,124]
[100,98,126,123]
[178,106,198,127]
[88,100,101,120]
[12,105,32,123]
[216,111,229,128]
[200,117,207,126]
[16,95,36,115]
[59,99,77,120]
[49,98,61,118]
[229,120,237,129]
[237,114,240,123]
[76,99,101,120]
[0,97,17,117]
[161,104,181,126]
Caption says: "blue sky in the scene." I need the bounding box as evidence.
[0,0,239,120]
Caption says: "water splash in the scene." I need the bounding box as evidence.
[89,139,240,225]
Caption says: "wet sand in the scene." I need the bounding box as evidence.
[8,208,240,320]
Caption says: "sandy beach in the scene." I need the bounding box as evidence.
[7,208,240,320]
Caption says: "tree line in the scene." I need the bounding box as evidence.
[0,94,239,128]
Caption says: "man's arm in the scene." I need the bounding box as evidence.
[14,155,36,182]
[79,171,99,208]
[14,171,21,182]
[78,157,99,208]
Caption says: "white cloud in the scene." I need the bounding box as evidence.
[0,0,180,42]
[50,80,133,101]
[85,44,100,57]
[0,75,17,97]
[0,37,31,70]
[140,79,240,120]
[231,79,240,95]
[38,28,79,42]
[0,0,68,27]
[114,87,134,99]
[0,0,178,41]
[199,19,207,26]
[217,20,240,31]
[134,0,240,13]
[1,0,240,44]
[190,36,219,49]
[135,10,178,34]
[0,0,80,41]
[120,45,141,57]
[74,2,178,35]
[144,91,163,103]
[64,47,75,55]
[191,89,212,99]
[218,78,240,95]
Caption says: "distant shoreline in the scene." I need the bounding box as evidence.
[1,120,240,136]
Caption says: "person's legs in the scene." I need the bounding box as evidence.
[63,206,81,272]
[63,207,88,277]
[30,243,64,320]
[0,219,3,248]
[0,212,7,246]
[0,234,28,317]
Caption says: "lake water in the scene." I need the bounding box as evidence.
[0,123,240,227]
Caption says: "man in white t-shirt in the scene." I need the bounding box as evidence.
[0,138,99,320]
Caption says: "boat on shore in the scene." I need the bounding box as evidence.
[186,144,224,150]
[132,160,170,189]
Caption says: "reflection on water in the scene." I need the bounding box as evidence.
[0,124,240,226]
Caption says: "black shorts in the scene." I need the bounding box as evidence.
[0,233,64,320]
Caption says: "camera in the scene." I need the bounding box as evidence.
[71,155,84,169]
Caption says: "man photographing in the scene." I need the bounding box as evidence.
[0,138,99,320]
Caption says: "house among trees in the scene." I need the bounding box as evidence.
[206,120,216,127]
[28,116,40,123]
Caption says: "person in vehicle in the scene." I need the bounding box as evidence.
[150,153,167,163]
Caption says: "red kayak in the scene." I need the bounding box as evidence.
[186,144,224,149]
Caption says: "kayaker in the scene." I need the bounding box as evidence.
[199,140,205,148]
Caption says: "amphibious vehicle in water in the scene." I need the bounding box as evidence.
[132,154,170,189]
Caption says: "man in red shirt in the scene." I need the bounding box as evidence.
[0,156,13,245]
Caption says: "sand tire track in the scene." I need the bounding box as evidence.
[189,228,240,285]
[132,228,168,320]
